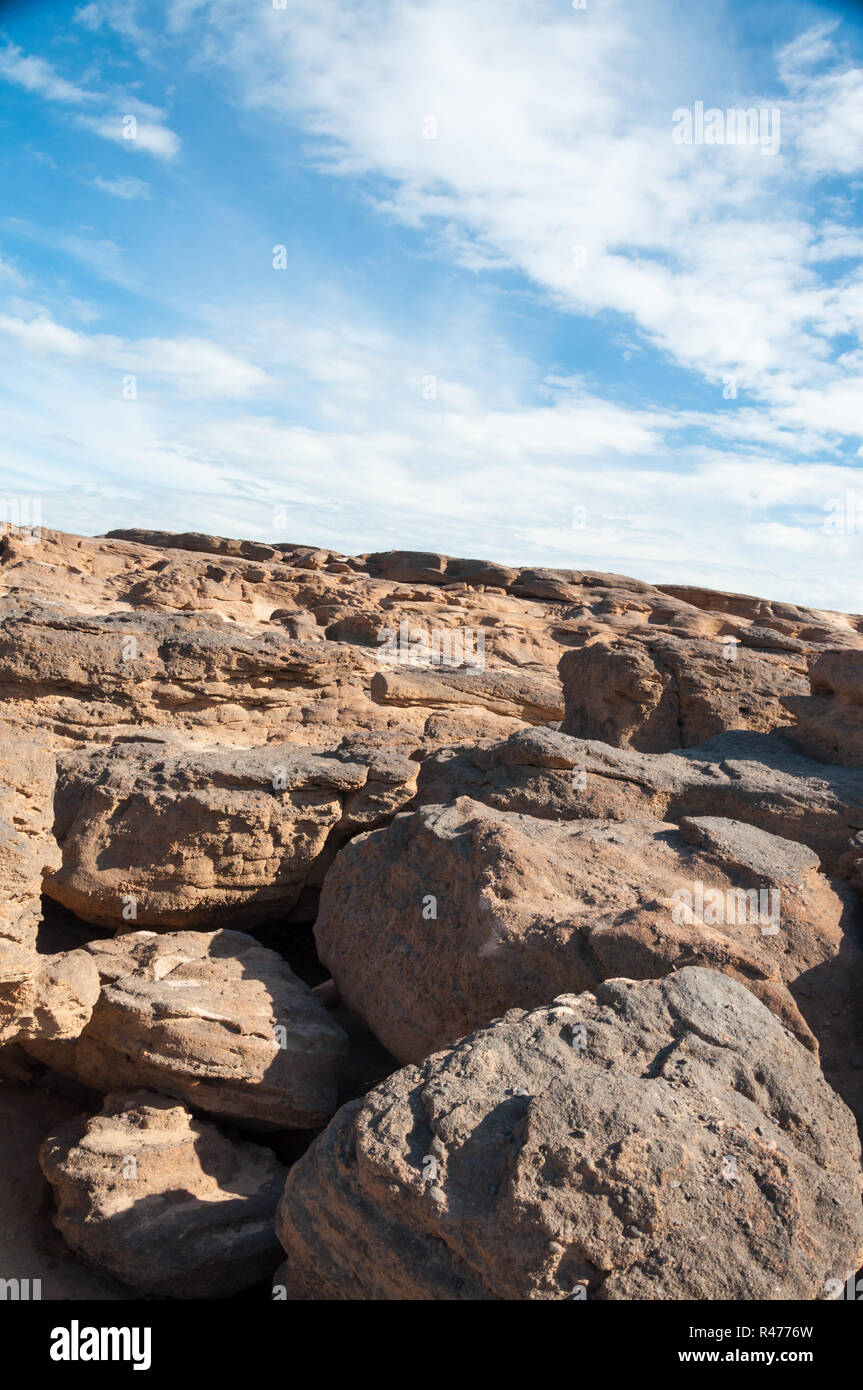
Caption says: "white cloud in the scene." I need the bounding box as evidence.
[92,174,152,199]
[0,40,180,162]
[77,114,181,160]
[168,1,863,448]
[0,43,98,104]
[0,313,271,397]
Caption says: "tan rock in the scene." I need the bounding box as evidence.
[41,1090,286,1298]
[784,650,863,767]
[314,798,863,1123]
[417,726,863,876]
[559,633,809,750]
[0,942,99,1044]
[27,929,348,1129]
[44,738,417,929]
[0,1083,132,1300]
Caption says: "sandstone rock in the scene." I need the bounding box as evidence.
[314,798,863,1123]
[4,528,858,753]
[559,634,809,750]
[417,726,863,876]
[370,665,562,725]
[0,1083,132,1300]
[41,1090,286,1298]
[0,734,60,948]
[44,737,417,929]
[275,969,863,1300]
[0,942,99,1044]
[27,930,348,1129]
[784,650,863,767]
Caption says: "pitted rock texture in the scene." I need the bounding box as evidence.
[0,734,60,949]
[26,930,348,1130]
[40,1091,286,1298]
[0,942,99,1045]
[314,798,863,1124]
[2,526,863,1304]
[417,727,863,877]
[559,634,809,751]
[274,969,863,1301]
[1,526,860,751]
[44,737,417,929]
[784,650,863,768]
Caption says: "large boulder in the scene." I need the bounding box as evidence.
[26,929,348,1129]
[41,1091,286,1298]
[274,969,863,1300]
[314,798,863,1123]
[44,737,417,929]
[417,726,863,876]
[559,634,809,751]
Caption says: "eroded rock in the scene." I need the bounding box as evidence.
[41,1090,286,1298]
[44,738,417,929]
[275,969,863,1300]
[559,634,808,750]
[27,929,348,1129]
[314,798,863,1124]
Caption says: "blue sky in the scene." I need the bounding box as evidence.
[0,0,862,608]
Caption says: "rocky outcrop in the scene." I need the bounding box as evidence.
[784,650,863,767]
[416,726,863,876]
[40,1091,286,1298]
[2,527,859,752]
[26,930,348,1129]
[274,969,863,1300]
[2,526,863,1305]
[44,737,417,930]
[314,798,863,1123]
[559,634,809,751]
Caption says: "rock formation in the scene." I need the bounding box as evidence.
[274,970,863,1300]
[26,929,349,1129]
[0,525,861,1302]
[40,1091,286,1297]
[313,797,863,1125]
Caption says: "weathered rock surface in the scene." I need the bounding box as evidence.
[417,726,863,876]
[44,737,417,929]
[0,942,99,1045]
[784,650,863,768]
[2,527,860,751]
[2,526,863,1304]
[275,969,863,1300]
[314,798,863,1123]
[0,734,60,948]
[26,930,348,1129]
[559,634,809,750]
[40,1090,286,1298]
